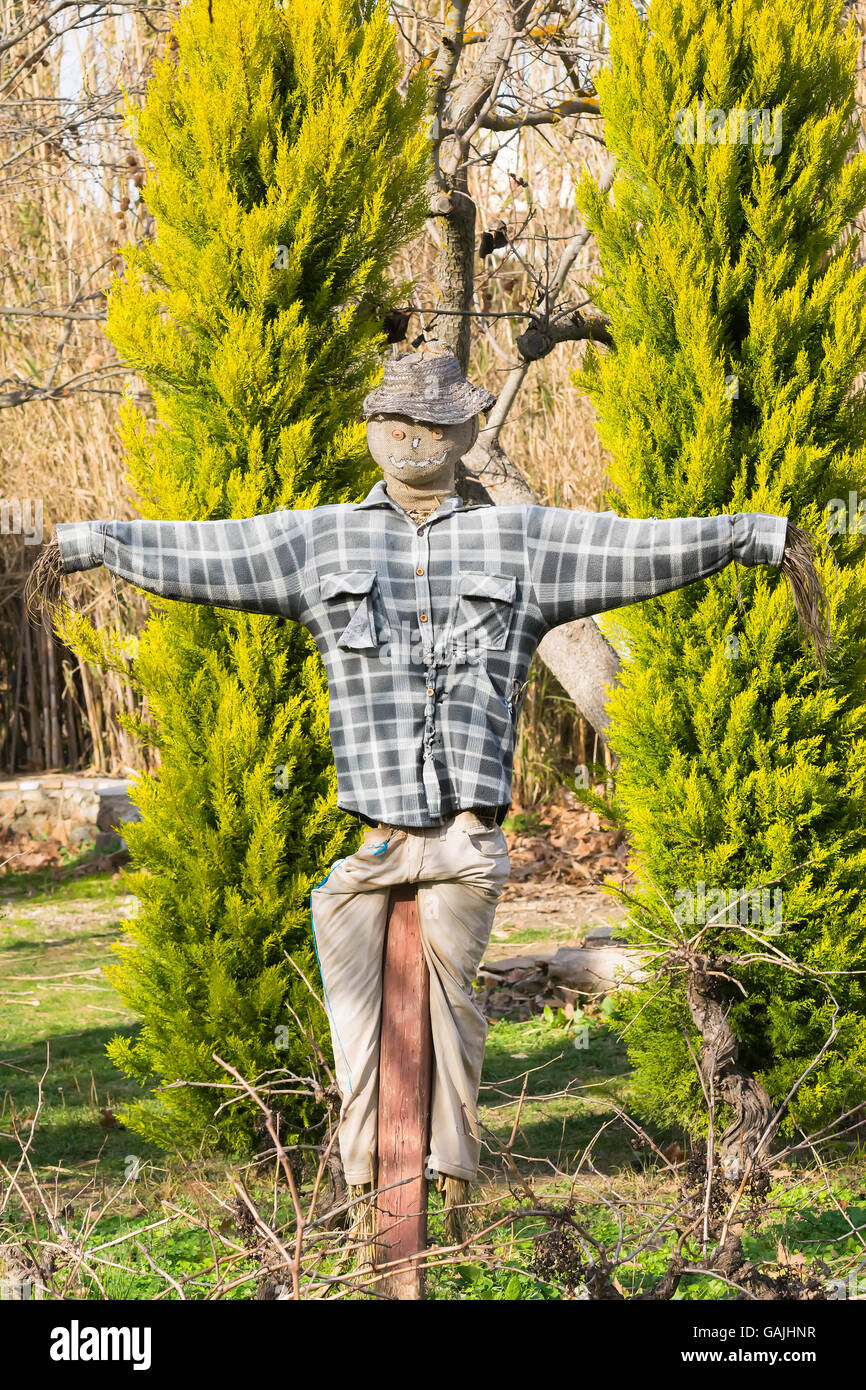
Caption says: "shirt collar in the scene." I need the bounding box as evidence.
[355,478,489,520]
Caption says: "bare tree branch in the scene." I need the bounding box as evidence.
[479,95,600,129]
[516,310,612,357]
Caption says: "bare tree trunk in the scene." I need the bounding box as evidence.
[434,182,476,374]
[684,953,774,1174]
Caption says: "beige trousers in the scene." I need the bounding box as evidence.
[310,810,510,1183]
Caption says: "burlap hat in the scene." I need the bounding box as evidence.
[362,340,496,424]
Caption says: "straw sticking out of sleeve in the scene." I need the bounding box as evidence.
[24,539,65,629]
[779,522,831,674]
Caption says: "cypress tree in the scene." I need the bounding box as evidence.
[575,0,866,1148]
[56,0,428,1152]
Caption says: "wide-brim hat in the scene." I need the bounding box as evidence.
[362,340,496,425]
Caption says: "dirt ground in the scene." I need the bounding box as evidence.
[489,793,631,956]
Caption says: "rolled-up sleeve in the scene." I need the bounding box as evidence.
[56,520,105,572]
[731,511,788,568]
[525,506,789,631]
[56,510,311,621]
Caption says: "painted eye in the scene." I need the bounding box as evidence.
[391,428,405,440]
[431,429,444,440]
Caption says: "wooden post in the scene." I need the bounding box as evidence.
[376,883,433,1300]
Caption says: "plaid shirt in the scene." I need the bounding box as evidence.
[57,482,788,827]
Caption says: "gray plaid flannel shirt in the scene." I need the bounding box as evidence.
[57,481,788,827]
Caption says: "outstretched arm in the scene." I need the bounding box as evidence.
[524,506,829,669]
[525,507,788,629]
[52,511,310,621]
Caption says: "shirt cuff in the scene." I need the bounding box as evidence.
[55,521,105,572]
[731,512,788,569]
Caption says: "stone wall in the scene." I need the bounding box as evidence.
[0,775,141,847]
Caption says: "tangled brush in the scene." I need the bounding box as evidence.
[779,522,832,674]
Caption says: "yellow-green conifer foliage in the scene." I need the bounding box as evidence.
[69,0,429,1151]
[576,0,866,1137]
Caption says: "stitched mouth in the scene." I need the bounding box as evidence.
[386,449,450,470]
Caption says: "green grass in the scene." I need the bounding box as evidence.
[487,913,623,949]
[0,865,158,1183]
[479,1009,636,1176]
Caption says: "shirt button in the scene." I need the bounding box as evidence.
[416,567,424,576]
[426,686,435,696]
[419,613,428,622]
[416,527,424,536]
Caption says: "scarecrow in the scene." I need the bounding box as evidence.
[30,340,829,1240]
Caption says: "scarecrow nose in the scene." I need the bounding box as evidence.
[412,436,421,449]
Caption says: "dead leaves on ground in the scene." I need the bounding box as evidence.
[503,799,629,887]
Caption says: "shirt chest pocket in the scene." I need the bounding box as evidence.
[319,570,388,650]
[452,570,517,654]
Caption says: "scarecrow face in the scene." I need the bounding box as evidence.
[366,413,479,485]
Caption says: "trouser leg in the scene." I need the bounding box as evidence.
[416,877,502,1181]
[415,814,510,1181]
[310,868,391,1185]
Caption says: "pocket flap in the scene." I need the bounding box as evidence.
[457,571,516,603]
[320,569,377,601]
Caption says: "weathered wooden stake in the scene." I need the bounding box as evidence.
[376,883,433,1300]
